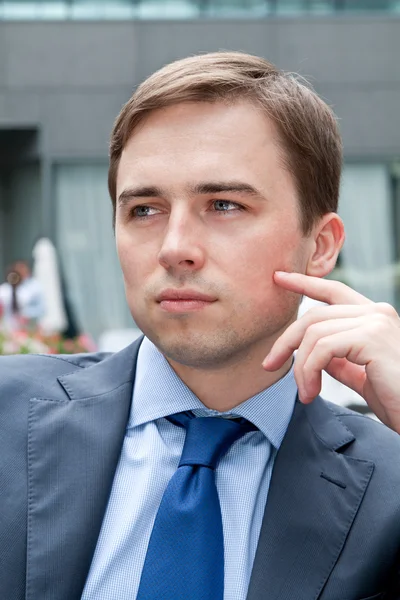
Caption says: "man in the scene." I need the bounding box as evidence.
[1,52,400,600]
[0,260,45,331]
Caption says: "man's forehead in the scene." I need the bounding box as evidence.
[115,101,290,203]
[122,100,277,149]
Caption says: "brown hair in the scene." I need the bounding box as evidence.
[109,51,342,234]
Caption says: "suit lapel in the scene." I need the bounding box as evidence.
[247,397,374,600]
[25,339,142,600]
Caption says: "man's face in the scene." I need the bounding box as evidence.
[115,100,313,369]
[14,262,30,280]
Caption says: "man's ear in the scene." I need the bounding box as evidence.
[306,213,345,277]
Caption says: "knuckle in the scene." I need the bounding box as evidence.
[305,321,324,340]
[376,302,398,319]
[306,305,327,321]
[314,337,330,353]
[368,314,390,335]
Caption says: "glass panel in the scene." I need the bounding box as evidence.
[334,164,395,305]
[275,0,332,15]
[343,0,393,9]
[54,163,133,340]
[204,0,269,17]
[0,164,42,269]
[1,0,399,20]
[134,0,199,18]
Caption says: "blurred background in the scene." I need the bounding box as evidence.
[0,0,399,368]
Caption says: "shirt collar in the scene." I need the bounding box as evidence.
[129,336,297,450]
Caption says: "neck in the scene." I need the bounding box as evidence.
[167,343,293,412]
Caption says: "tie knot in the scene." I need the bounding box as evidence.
[167,412,256,470]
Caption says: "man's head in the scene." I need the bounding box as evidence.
[111,52,344,369]
[6,260,30,285]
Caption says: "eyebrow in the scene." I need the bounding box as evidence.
[117,181,263,207]
[118,186,161,207]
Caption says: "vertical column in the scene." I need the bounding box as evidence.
[0,173,5,276]
[390,162,400,310]
[39,125,56,244]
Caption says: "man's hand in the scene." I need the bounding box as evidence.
[262,271,400,434]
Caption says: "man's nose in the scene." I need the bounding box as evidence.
[158,213,205,272]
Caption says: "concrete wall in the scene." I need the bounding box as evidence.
[0,16,399,162]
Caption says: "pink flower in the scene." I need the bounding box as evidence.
[77,334,97,352]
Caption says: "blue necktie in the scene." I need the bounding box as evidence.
[136,411,256,600]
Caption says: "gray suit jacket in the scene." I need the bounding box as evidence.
[1,337,400,600]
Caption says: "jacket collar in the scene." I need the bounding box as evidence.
[247,397,374,600]
[26,338,143,600]
[57,337,143,401]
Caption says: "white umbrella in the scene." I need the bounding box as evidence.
[32,237,67,334]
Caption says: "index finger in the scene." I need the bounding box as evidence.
[274,271,373,306]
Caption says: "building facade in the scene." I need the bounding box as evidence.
[0,3,399,338]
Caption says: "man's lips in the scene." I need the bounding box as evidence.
[156,289,217,312]
[156,289,217,302]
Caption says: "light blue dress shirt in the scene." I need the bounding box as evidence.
[82,336,297,600]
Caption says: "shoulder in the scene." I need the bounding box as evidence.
[305,398,400,531]
[0,351,114,459]
[322,398,400,462]
[0,350,109,371]
[0,351,110,402]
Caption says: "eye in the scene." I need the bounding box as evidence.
[130,205,161,219]
[212,200,244,213]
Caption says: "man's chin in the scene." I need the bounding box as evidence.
[144,327,262,371]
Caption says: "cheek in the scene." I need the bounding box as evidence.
[226,251,275,308]
[228,231,306,306]
[232,230,302,280]
[117,236,147,287]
